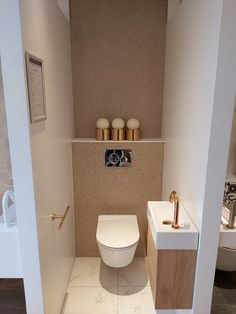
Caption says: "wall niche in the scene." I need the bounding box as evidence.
[70,0,167,138]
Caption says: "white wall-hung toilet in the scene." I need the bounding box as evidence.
[96,215,140,268]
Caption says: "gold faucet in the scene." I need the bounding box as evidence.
[169,191,180,229]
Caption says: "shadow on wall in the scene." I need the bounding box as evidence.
[227,100,236,177]
[0,63,13,215]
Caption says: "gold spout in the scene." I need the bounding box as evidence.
[169,191,180,229]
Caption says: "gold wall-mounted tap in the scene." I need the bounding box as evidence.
[169,191,180,229]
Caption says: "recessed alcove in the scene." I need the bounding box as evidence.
[70,0,167,139]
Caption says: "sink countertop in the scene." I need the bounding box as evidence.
[219,216,236,249]
[147,201,199,250]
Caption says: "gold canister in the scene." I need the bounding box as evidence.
[96,128,110,141]
[126,128,141,141]
[111,128,125,141]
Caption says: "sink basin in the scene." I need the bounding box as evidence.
[147,201,199,250]
[219,216,236,249]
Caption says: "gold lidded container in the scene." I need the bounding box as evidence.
[111,118,125,141]
[96,118,110,141]
[126,118,141,141]
[126,128,141,141]
[95,118,141,141]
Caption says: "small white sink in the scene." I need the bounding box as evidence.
[219,216,236,249]
[147,201,199,250]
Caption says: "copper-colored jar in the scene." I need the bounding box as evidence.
[126,128,141,141]
[111,128,125,141]
[96,128,110,141]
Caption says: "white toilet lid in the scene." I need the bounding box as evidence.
[96,215,139,249]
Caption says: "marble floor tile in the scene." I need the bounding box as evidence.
[117,286,156,314]
[63,287,117,314]
[118,258,149,287]
[69,257,117,287]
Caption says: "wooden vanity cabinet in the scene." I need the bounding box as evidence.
[147,226,197,309]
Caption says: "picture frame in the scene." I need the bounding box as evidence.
[25,52,47,123]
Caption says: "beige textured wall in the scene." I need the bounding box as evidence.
[0,65,12,214]
[71,0,167,138]
[72,142,163,256]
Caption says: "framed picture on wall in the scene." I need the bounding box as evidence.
[25,52,47,123]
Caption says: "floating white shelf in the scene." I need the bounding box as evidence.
[71,138,166,143]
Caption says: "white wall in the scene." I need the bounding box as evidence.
[0,0,75,313]
[19,0,75,313]
[162,0,236,313]
[0,1,44,312]
[0,63,13,212]
[163,0,223,229]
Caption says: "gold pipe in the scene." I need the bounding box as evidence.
[50,205,70,230]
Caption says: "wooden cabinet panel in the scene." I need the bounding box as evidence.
[147,226,197,309]
[147,226,158,306]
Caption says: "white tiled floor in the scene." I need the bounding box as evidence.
[62,257,156,314]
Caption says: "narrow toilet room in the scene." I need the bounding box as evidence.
[64,1,165,311]
[0,1,236,314]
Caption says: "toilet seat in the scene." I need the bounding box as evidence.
[96,215,139,249]
[98,240,138,251]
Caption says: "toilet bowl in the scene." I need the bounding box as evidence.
[96,215,139,268]
[217,247,236,271]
